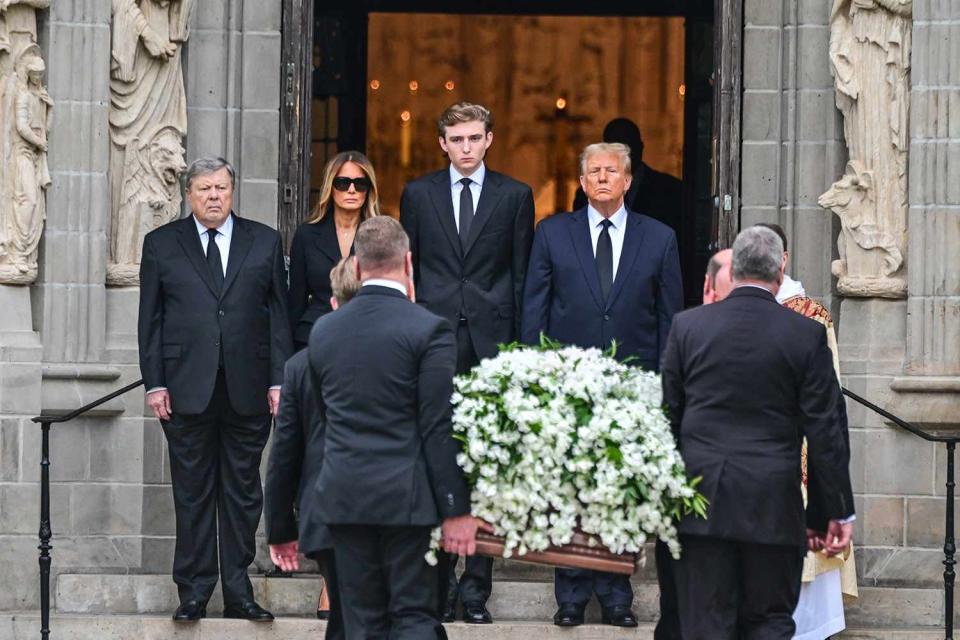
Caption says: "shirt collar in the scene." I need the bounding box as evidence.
[586,203,627,230]
[362,278,408,296]
[449,162,486,188]
[194,212,233,237]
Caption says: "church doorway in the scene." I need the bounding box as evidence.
[279,1,742,307]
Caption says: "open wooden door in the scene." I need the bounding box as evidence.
[712,0,743,248]
[279,0,314,249]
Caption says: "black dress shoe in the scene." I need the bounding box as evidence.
[172,600,206,621]
[223,600,274,621]
[601,605,639,627]
[553,603,584,627]
[461,601,492,624]
[441,602,457,623]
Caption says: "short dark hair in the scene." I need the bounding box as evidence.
[354,216,409,273]
[437,102,493,137]
[754,222,788,253]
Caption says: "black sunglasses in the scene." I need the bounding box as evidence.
[333,176,372,193]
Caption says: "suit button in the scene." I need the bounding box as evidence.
[215,341,220,347]
[218,310,224,317]
[603,314,610,321]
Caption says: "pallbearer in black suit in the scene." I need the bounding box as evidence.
[400,101,535,624]
[138,157,293,622]
[308,216,477,639]
[521,142,683,630]
[289,151,380,349]
[266,256,361,640]
[660,226,855,639]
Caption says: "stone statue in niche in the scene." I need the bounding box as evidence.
[819,0,912,299]
[108,0,194,286]
[0,0,50,285]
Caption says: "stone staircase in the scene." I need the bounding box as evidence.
[0,558,951,639]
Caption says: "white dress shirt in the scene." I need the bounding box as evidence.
[362,278,408,296]
[450,163,486,232]
[194,213,233,276]
[587,204,628,281]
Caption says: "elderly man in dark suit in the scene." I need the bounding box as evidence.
[521,142,683,630]
[265,256,361,640]
[307,216,477,639]
[660,226,854,639]
[399,101,534,624]
[138,156,292,622]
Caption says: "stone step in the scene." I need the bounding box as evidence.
[55,574,660,623]
[0,614,949,640]
[54,573,950,629]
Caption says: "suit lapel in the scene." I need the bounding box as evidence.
[176,216,219,298]
[221,215,254,299]
[463,171,505,257]
[567,209,603,310]
[427,172,462,258]
[314,213,342,262]
[604,211,645,310]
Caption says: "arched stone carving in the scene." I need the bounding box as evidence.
[107,0,194,286]
[819,0,912,299]
[0,0,50,285]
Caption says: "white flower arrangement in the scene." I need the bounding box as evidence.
[438,337,707,564]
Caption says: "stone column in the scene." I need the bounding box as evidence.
[894,0,960,416]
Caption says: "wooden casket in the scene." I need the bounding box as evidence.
[474,530,641,576]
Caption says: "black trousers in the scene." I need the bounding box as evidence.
[673,534,805,640]
[329,524,446,640]
[436,320,494,611]
[554,568,633,609]
[308,549,345,640]
[162,372,271,605]
[654,539,682,639]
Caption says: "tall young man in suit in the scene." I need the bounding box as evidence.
[521,142,683,630]
[307,216,477,639]
[660,226,854,639]
[400,101,535,624]
[138,157,292,622]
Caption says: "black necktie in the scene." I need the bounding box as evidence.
[206,228,224,294]
[596,219,613,302]
[458,177,474,248]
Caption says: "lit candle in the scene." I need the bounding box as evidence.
[400,111,412,167]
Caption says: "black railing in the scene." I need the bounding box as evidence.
[31,378,144,640]
[842,386,960,640]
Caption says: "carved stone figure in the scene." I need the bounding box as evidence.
[819,0,912,299]
[107,0,194,286]
[0,1,50,285]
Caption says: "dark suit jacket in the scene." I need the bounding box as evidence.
[138,214,293,416]
[307,285,470,526]
[573,162,682,238]
[265,349,331,555]
[660,286,854,546]
[288,214,350,346]
[400,167,535,359]
[520,207,682,370]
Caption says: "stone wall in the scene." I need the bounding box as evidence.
[0,0,282,612]
[742,0,960,593]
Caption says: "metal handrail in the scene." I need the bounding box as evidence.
[30,378,144,640]
[841,385,958,640]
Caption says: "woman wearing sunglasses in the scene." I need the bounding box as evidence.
[289,151,381,350]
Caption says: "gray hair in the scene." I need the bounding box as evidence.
[185,156,236,190]
[579,142,632,176]
[731,226,784,283]
[354,216,409,273]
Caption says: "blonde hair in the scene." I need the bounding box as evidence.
[579,142,632,177]
[330,256,361,305]
[307,151,381,224]
[437,102,493,137]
